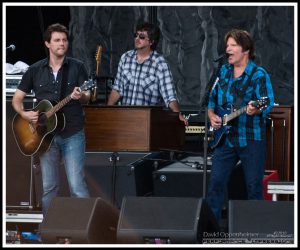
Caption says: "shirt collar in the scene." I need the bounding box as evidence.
[244,60,256,76]
[41,56,69,68]
[133,50,155,62]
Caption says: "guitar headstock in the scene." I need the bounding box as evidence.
[95,45,102,63]
[255,97,269,110]
[80,79,96,92]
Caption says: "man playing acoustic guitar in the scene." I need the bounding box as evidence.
[12,23,91,216]
[206,29,275,223]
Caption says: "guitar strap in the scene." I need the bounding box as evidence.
[234,66,257,109]
[60,64,69,100]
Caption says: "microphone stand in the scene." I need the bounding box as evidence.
[109,152,119,206]
[199,56,224,198]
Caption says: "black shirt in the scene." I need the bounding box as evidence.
[18,57,89,138]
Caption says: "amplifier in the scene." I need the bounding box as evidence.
[6,211,43,223]
[153,156,212,198]
[153,158,249,201]
[6,74,34,97]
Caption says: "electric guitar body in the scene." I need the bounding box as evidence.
[209,97,269,149]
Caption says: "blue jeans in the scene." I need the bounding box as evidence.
[39,129,90,216]
[206,140,265,223]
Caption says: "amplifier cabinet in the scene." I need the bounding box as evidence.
[266,106,293,181]
[153,158,250,201]
[6,98,36,209]
[153,156,212,198]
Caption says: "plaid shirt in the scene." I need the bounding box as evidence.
[112,50,177,107]
[208,60,275,147]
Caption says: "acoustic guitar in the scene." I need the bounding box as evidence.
[12,79,95,156]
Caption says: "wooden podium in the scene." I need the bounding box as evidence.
[83,106,185,152]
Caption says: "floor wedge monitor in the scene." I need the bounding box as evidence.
[117,196,220,244]
[40,197,119,244]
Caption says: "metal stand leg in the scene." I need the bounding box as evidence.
[202,108,209,198]
[281,119,286,180]
[109,152,119,206]
[270,118,274,170]
[30,155,36,209]
[30,98,38,210]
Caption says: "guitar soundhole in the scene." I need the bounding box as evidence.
[36,113,48,134]
[38,113,47,125]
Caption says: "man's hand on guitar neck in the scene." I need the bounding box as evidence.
[70,87,82,100]
[246,100,262,116]
[71,87,91,104]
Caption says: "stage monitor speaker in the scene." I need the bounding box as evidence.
[117,196,220,244]
[40,197,119,244]
[6,98,36,208]
[228,200,294,243]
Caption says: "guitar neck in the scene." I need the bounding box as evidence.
[96,63,100,77]
[226,106,247,122]
[41,80,93,118]
[226,100,260,122]
[45,95,72,118]
[95,45,102,77]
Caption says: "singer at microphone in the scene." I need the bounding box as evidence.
[6,44,16,52]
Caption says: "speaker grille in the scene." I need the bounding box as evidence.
[229,200,294,243]
[119,197,200,230]
[117,196,219,244]
[41,197,119,244]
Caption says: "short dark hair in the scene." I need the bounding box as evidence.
[224,29,256,60]
[135,22,160,50]
[43,23,69,43]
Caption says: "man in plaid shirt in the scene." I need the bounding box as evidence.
[108,22,187,125]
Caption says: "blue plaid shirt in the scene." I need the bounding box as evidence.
[208,60,275,147]
[112,50,177,107]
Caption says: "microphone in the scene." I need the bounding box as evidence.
[211,76,219,92]
[6,44,16,52]
[214,53,227,62]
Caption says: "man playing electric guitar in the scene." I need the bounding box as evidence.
[12,23,91,217]
[209,97,269,149]
[206,29,275,224]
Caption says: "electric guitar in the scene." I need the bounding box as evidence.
[90,45,102,102]
[209,97,269,149]
[12,79,95,156]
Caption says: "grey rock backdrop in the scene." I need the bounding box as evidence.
[68,6,294,108]
[6,5,295,108]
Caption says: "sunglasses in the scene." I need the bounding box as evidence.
[134,33,148,40]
